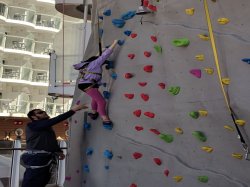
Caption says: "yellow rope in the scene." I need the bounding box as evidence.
[203,0,231,112]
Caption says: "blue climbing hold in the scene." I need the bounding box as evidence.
[112,19,126,28]
[83,122,91,130]
[124,30,132,36]
[103,91,111,99]
[121,10,136,20]
[99,16,103,20]
[83,164,90,173]
[104,165,110,170]
[102,82,107,87]
[86,147,94,156]
[103,121,113,130]
[118,39,125,46]
[103,9,111,16]
[111,72,117,80]
[105,60,114,69]
[104,150,113,160]
[242,58,250,64]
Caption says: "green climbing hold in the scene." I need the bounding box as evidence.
[172,38,190,47]
[168,86,180,95]
[192,131,207,142]
[154,45,162,53]
[189,111,200,119]
[198,176,209,183]
[159,133,174,143]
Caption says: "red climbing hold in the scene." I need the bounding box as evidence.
[128,54,135,59]
[150,35,157,42]
[125,73,133,79]
[148,4,157,12]
[140,93,149,101]
[133,152,143,159]
[131,33,137,38]
[143,0,149,7]
[133,110,142,117]
[158,82,166,89]
[124,93,134,99]
[144,51,151,57]
[143,65,153,73]
[164,169,170,176]
[144,112,155,118]
[135,126,144,131]
[150,128,161,135]
[130,184,137,187]
[138,82,147,87]
[153,158,162,165]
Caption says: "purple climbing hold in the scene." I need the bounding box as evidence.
[190,69,202,78]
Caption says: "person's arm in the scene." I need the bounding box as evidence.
[29,104,87,130]
[91,40,118,67]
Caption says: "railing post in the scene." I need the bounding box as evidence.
[56,140,67,187]
[10,140,22,187]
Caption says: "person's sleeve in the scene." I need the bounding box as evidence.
[29,110,75,130]
[91,48,113,67]
[73,62,84,70]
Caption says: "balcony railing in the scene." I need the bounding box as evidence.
[0,3,61,32]
[0,34,53,58]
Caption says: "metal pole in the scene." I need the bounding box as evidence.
[10,140,22,187]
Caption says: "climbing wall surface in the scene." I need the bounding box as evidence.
[65,0,250,186]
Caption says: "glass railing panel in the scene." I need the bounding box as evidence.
[0,2,7,17]
[16,100,29,113]
[0,32,5,48]
[20,67,32,81]
[32,69,48,83]
[29,101,45,111]
[45,102,55,116]
[34,41,53,55]
[0,99,12,113]
[5,35,34,52]
[36,14,61,30]
[7,6,35,23]
[1,65,21,79]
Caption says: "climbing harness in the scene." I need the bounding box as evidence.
[203,0,249,160]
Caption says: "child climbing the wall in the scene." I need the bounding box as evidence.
[73,40,118,129]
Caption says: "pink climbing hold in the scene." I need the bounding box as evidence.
[125,73,133,79]
[138,82,147,87]
[150,128,161,135]
[128,54,135,59]
[130,184,137,187]
[133,110,142,117]
[143,65,153,73]
[140,93,149,101]
[158,82,166,89]
[76,100,81,105]
[135,126,144,131]
[150,35,157,42]
[131,33,137,38]
[190,69,202,78]
[133,152,143,159]
[65,176,71,181]
[164,169,170,176]
[144,51,151,57]
[124,93,134,99]
[153,158,162,165]
[144,112,155,118]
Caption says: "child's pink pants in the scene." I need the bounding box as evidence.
[85,88,107,116]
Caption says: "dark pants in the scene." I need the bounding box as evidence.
[21,153,53,187]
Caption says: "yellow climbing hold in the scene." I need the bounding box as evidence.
[204,68,214,75]
[222,78,230,85]
[201,146,213,153]
[185,8,195,16]
[198,110,208,117]
[195,54,205,61]
[217,18,230,25]
[235,120,246,126]
[173,176,183,182]
[175,127,183,134]
[224,125,234,131]
[198,34,210,41]
[232,153,243,160]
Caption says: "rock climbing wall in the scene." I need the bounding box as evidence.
[65,0,250,187]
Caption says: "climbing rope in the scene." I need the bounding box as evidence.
[203,0,249,159]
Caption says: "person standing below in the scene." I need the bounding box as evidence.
[21,104,87,187]
[73,40,118,129]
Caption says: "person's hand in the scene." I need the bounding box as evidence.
[56,152,65,160]
[71,104,88,112]
[109,40,118,49]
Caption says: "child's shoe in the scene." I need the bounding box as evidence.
[88,112,99,120]
[103,121,113,130]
